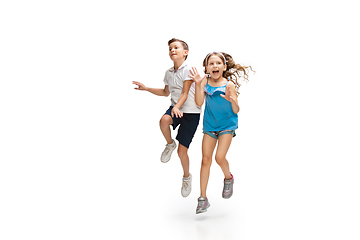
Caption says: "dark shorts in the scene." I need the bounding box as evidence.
[164,106,200,149]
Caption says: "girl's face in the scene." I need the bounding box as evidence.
[206,55,227,80]
[169,41,188,61]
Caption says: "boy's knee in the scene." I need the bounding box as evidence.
[177,145,188,158]
[159,115,172,128]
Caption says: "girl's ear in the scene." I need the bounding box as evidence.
[223,64,227,71]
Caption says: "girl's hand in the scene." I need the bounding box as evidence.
[220,85,235,102]
[171,106,183,118]
[132,81,147,91]
[188,67,205,84]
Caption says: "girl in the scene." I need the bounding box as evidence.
[188,52,253,214]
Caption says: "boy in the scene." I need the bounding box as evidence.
[132,38,201,197]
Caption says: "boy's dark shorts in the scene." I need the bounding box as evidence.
[164,106,200,149]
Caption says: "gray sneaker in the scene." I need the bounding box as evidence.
[196,196,210,214]
[222,173,234,199]
[160,140,177,163]
[181,173,192,197]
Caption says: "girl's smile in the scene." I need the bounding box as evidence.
[206,55,227,80]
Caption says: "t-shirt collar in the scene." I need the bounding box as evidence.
[169,60,187,72]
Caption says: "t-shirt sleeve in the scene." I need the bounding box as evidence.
[183,66,192,81]
[163,71,169,85]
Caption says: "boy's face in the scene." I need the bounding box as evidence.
[169,41,188,61]
[206,55,227,80]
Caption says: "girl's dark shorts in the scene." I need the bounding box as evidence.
[164,106,200,149]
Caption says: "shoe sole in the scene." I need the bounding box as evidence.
[222,193,233,199]
[196,204,210,214]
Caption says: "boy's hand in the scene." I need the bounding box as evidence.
[132,81,147,91]
[171,106,183,118]
[188,67,205,84]
[220,85,235,102]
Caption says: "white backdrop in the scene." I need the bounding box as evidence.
[1,0,359,239]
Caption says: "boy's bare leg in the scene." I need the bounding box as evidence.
[178,144,190,178]
[178,143,193,197]
[159,115,174,144]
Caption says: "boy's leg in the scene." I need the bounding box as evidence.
[176,113,199,197]
[215,133,233,179]
[178,143,192,197]
[200,133,217,198]
[159,114,174,144]
[159,111,177,163]
[178,144,190,178]
[175,113,200,174]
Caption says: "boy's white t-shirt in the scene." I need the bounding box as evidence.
[163,61,201,114]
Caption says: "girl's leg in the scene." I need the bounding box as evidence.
[215,134,233,180]
[159,115,173,144]
[200,134,217,198]
[178,144,190,178]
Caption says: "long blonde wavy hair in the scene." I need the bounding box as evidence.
[203,52,254,95]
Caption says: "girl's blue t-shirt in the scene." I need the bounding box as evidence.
[203,80,238,132]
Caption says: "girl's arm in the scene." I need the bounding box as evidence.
[188,67,206,107]
[132,81,170,97]
[194,79,206,107]
[171,80,193,118]
[221,82,240,114]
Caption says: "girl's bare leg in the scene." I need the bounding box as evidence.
[215,134,233,179]
[200,134,217,198]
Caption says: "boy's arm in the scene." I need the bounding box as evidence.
[171,80,192,118]
[132,81,170,97]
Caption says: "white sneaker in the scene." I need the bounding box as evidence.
[181,173,192,197]
[160,140,177,163]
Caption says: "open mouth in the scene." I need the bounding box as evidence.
[212,70,219,74]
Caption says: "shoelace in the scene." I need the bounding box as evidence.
[163,144,171,155]
[182,179,189,189]
[224,182,231,191]
[197,199,206,208]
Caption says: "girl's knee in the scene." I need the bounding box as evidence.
[215,154,226,165]
[202,156,212,166]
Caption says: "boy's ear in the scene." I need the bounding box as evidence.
[184,50,189,57]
